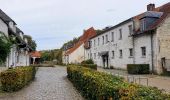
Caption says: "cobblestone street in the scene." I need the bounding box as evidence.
[0,66,84,100]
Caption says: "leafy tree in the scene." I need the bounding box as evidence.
[0,33,11,64]
[24,35,37,51]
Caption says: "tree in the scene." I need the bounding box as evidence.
[0,33,11,64]
[24,35,37,51]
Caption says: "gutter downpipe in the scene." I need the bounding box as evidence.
[132,19,135,64]
[151,30,154,74]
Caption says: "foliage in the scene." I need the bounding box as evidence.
[61,37,80,50]
[81,64,97,70]
[24,35,37,51]
[67,65,170,100]
[40,49,62,64]
[81,59,94,64]
[0,66,36,92]
[127,64,150,74]
[0,33,11,64]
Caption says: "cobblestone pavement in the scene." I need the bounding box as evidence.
[0,66,84,100]
[98,67,170,93]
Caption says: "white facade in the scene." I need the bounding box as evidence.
[64,43,85,64]
[86,20,134,69]
[86,13,170,74]
[0,13,31,72]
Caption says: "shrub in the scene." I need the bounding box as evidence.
[110,66,114,69]
[0,66,36,92]
[81,64,97,70]
[127,64,150,74]
[81,59,94,64]
[67,65,170,100]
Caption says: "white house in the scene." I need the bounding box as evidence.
[63,27,96,64]
[0,9,32,71]
[86,3,170,74]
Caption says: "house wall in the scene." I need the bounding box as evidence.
[68,44,85,64]
[133,34,154,71]
[0,18,8,37]
[8,44,17,67]
[154,15,170,74]
[9,21,16,33]
[89,21,134,69]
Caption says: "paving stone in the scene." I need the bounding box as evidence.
[0,66,84,100]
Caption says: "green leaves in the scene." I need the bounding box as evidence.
[0,32,11,64]
[67,65,170,100]
[0,66,36,92]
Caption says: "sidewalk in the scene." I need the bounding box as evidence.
[98,67,170,93]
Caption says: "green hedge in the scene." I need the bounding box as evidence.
[0,66,36,92]
[81,59,94,64]
[67,65,170,100]
[127,64,150,74]
[81,64,97,70]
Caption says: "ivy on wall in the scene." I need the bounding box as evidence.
[0,32,11,64]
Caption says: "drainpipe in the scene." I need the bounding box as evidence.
[151,30,154,74]
[132,20,135,64]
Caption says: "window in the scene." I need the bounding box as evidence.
[88,41,91,47]
[119,29,122,40]
[140,19,146,31]
[128,25,133,35]
[112,51,114,59]
[106,35,108,43]
[141,47,146,57]
[94,39,96,47]
[90,53,92,59]
[98,52,100,59]
[119,50,123,58]
[91,41,93,47]
[102,36,104,44]
[129,48,133,57]
[111,32,114,41]
[98,38,100,46]
[94,53,96,59]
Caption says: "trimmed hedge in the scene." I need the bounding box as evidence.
[81,64,97,70]
[81,59,94,64]
[0,66,36,92]
[127,64,150,74]
[67,65,170,100]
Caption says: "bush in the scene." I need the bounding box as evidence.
[81,64,97,70]
[81,59,94,64]
[0,66,36,92]
[127,64,150,74]
[67,65,170,100]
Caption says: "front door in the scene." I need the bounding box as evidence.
[102,55,108,68]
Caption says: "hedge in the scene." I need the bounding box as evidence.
[81,59,94,64]
[0,66,36,92]
[127,64,150,74]
[81,64,97,70]
[67,65,170,100]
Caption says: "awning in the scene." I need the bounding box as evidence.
[99,51,109,56]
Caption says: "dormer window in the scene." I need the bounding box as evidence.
[140,18,146,32]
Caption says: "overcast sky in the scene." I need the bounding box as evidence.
[0,0,169,50]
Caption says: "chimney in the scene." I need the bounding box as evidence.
[147,3,155,11]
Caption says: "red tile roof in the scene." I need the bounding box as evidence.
[30,51,41,58]
[65,27,96,55]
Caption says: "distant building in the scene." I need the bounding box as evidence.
[86,3,170,74]
[30,51,41,64]
[63,27,96,64]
